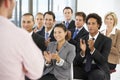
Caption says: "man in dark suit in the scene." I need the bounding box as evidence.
[21,13,46,51]
[43,11,56,41]
[63,7,75,30]
[42,11,56,47]
[68,12,89,79]
[75,13,112,80]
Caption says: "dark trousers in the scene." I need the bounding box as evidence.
[74,64,106,80]
[39,74,57,80]
[108,63,117,70]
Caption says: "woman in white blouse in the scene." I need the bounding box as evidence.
[101,12,120,73]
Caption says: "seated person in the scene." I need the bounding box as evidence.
[21,13,46,51]
[75,13,112,80]
[39,23,76,80]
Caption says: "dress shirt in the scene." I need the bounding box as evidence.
[65,19,72,24]
[82,32,100,64]
[0,16,44,80]
[45,27,54,39]
[101,26,117,36]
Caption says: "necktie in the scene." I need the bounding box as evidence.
[45,32,49,40]
[72,29,79,39]
[65,21,69,28]
[85,52,92,72]
[85,38,95,72]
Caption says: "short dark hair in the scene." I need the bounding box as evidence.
[43,11,55,20]
[22,13,34,21]
[63,7,73,13]
[75,12,86,22]
[86,13,102,29]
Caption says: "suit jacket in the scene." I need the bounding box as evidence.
[69,27,88,51]
[108,29,120,64]
[74,33,112,80]
[49,29,56,42]
[32,32,46,51]
[36,26,45,37]
[39,27,56,42]
[63,20,75,30]
[43,41,75,80]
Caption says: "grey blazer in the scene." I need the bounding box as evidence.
[43,41,75,80]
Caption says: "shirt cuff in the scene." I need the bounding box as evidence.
[45,61,51,66]
[90,48,95,55]
[56,58,64,66]
[80,51,85,57]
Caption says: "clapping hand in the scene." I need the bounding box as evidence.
[80,39,86,56]
[45,38,51,47]
[51,51,60,63]
[43,51,51,63]
[88,38,95,52]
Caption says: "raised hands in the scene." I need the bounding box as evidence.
[51,51,60,63]
[43,51,52,64]
[43,51,60,63]
[80,39,86,56]
[45,38,51,47]
[88,38,95,52]
[80,38,95,56]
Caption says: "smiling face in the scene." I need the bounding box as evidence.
[63,9,73,21]
[54,27,67,42]
[21,15,34,32]
[44,14,55,30]
[105,15,114,27]
[87,18,99,36]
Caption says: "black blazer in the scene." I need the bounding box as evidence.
[69,27,88,47]
[49,29,56,42]
[74,33,112,80]
[36,26,45,37]
[38,27,56,42]
[32,32,46,51]
[63,20,75,30]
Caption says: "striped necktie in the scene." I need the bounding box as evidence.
[72,29,79,39]
[45,32,49,40]
[65,21,69,28]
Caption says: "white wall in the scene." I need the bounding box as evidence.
[77,0,120,30]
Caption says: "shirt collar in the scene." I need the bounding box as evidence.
[29,31,33,36]
[76,26,83,32]
[65,19,72,23]
[89,32,99,41]
[45,27,54,36]
[101,26,117,36]
[110,27,117,35]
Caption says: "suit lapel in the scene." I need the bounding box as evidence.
[94,33,103,49]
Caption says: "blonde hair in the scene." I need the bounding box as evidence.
[104,12,118,27]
